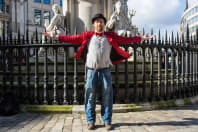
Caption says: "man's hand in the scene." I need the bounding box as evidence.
[43,31,56,39]
[142,33,155,41]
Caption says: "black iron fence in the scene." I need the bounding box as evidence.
[0,27,198,105]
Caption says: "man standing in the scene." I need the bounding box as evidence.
[43,13,154,130]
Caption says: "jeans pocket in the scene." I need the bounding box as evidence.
[87,70,92,79]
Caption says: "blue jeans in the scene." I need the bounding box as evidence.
[85,68,113,125]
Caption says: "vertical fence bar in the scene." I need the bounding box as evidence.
[17,30,23,102]
[142,48,147,101]
[63,47,69,104]
[73,47,79,105]
[196,43,198,94]
[34,30,39,104]
[8,32,14,94]
[133,47,138,102]
[171,32,176,98]
[53,47,58,105]
[21,36,25,101]
[196,30,198,94]
[1,15,5,96]
[124,45,129,103]
[196,47,198,94]
[193,37,196,95]
[115,64,119,103]
[150,48,154,101]
[73,28,79,105]
[186,43,190,96]
[164,31,169,99]
[186,25,191,97]
[157,30,162,100]
[196,47,197,94]
[149,29,154,101]
[0,44,1,72]
[164,50,168,99]
[141,28,147,102]
[2,27,6,95]
[176,32,182,98]
[197,41,198,94]
[25,31,31,104]
[0,39,3,95]
[196,37,198,95]
[1,39,6,96]
[43,33,48,105]
[190,37,194,96]
[181,34,186,97]
[195,46,197,93]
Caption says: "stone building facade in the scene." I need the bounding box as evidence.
[9,0,63,39]
[2,0,133,40]
[0,0,10,37]
[6,0,121,39]
[181,0,198,38]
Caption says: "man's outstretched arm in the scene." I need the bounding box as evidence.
[43,32,83,44]
[113,32,155,44]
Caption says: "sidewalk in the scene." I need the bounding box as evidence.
[1,105,198,132]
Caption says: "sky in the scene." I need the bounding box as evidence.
[127,0,198,37]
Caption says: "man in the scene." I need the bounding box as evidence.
[43,13,154,130]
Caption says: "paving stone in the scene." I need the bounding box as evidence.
[40,128,52,132]
[120,128,134,132]
[72,126,83,132]
[131,126,148,132]
[109,130,121,132]
[1,105,198,132]
[63,128,72,132]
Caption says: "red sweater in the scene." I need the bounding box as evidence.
[58,31,141,64]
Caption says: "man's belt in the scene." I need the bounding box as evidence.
[87,67,109,71]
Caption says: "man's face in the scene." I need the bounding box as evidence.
[93,18,105,32]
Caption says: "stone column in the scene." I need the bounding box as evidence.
[62,0,77,34]
[19,0,25,36]
[62,0,70,34]
[107,0,113,20]
[77,0,94,32]
[101,0,114,21]
[8,0,12,34]
[62,0,69,16]
[62,0,77,57]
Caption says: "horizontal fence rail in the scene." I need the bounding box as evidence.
[0,27,198,105]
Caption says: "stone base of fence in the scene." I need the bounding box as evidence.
[21,95,198,114]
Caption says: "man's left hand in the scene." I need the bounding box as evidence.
[142,34,155,41]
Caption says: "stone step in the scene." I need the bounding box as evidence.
[21,96,198,113]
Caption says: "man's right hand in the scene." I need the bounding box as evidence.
[43,31,56,39]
